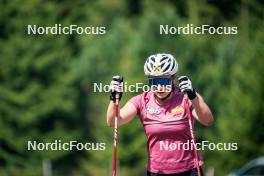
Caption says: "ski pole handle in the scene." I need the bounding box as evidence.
[110,75,123,103]
[115,93,120,104]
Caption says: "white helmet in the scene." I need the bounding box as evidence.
[144,53,178,76]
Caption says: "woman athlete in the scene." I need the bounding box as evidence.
[107,53,214,176]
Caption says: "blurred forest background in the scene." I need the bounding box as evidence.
[0,0,263,175]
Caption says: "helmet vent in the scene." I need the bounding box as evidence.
[160,56,168,62]
[171,60,175,70]
[163,64,170,72]
[146,65,151,72]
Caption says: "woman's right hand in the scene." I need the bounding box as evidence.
[107,76,138,127]
[109,75,123,102]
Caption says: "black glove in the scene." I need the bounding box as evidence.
[178,76,197,100]
[110,75,123,102]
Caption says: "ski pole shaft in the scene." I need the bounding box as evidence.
[112,93,120,176]
[184,94,201,176]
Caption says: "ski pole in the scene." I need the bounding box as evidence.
[184,94,202,176]
[112,92,120,176]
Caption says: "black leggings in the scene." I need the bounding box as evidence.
[147,168,204,176]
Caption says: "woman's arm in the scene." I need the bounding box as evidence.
[178,75,214,126]
[107,75,138,127]
[106,101,137,127]
[191,93,214,126]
